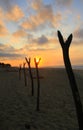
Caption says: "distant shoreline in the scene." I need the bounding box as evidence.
[1,65,83,71]
[39,65,83,70]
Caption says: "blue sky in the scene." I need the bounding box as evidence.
[0,0,83,67]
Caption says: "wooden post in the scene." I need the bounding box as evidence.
[25,57,34,96]
[34,58,41,111]
[57,30,83,130]
[19,64,22,80]
[23,62,27,86]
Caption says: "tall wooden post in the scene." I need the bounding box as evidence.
[34,58,41,111]
[57,30,83,130]
[19,64,22,80]
[23,62,27,86]
[25,57,34,96]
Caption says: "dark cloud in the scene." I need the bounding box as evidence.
[0,43,4,47]
[0,0,13,10]
[55,0,73,7]
[74,28,83,40]
[0,43,23,58]
[71,29,83,45]
[37,35,48,44]
[72,39,83,45]
[0,43,15,52]
[29,35,49,45]
[0,52,22,58]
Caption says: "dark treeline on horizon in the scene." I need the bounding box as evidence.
[0,62,11,68]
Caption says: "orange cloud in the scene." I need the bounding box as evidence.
[31,0,42,10]
[22,36,58,51]
[0,8,4,19]
[21,12,62,30]
[21,1,62,30]
[10,35,21,44]
[0,20,9,36]
[21,19,34,30]
[9,30,27,44]
[6,5,24,21]
[52,13,62,27]
[0,8,8,37]
[13,29,27,38]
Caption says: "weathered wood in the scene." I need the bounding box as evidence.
[25,57,34,96]
[19,64,22,80]
[57,30,83,130]
[34,58,41,111]
[23,62,27,86]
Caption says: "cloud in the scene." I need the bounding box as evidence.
[74,28,83,40]
[0,0,12,11]
[0,43,15,52]
[35,4,54,23]
[9,29,28,45]
[13,29,27,38]
[37,35,48,44]
[0,8,4,19]
[9,29,29,45]
[0,43,24,59]
[21,19,34,30]
[27,34,49,45]
[0,52,22,58]
[0,8,9,37]
[0,20,9,36]
[55,0,73,7]
[21,1,62,30]
[31,0,42,10]
[6,5,24,21]
[22,35,57,51]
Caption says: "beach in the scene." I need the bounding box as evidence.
[0,67,83,130]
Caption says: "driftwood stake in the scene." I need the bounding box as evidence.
[23,62,27,86]
[19,64,22,80]
[57,30,83,130]
[25,57,34,96]
[34,58,41,111]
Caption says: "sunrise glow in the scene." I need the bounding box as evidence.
[0,0,83,67]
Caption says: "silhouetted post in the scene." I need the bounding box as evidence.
[34,58,41,111]
[19,64,22,80]
[25,57,34,96]
[57,30,83,130]
[23,62,27,86]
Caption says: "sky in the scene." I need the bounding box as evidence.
[0,0,83,67]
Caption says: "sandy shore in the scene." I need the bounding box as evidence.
[0,67,83,130]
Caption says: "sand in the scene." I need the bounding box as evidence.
[0,67,83,130]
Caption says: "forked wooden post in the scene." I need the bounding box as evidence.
[19,64,22,80]
[25,57,34,96]
[23,62,27,86]
[34,58,41,111]
[57,30,83,130]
